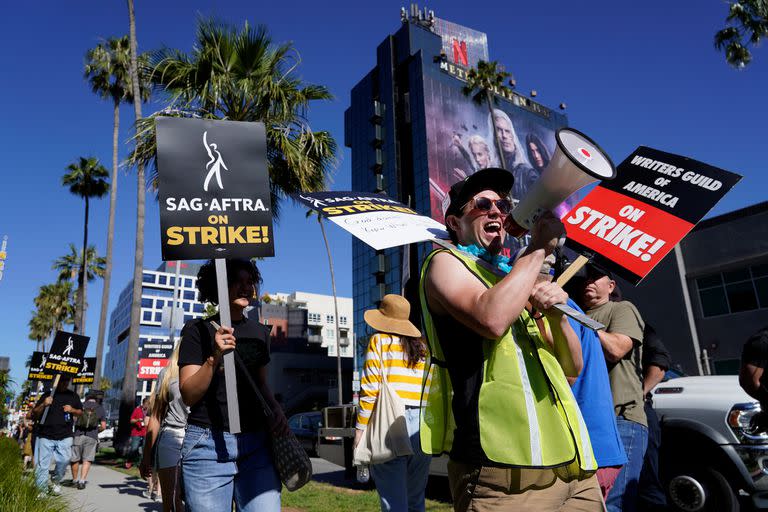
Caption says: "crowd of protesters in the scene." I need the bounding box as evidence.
[10,165,714,511]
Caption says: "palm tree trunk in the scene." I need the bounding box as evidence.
[77,197,90,334]
[319,217,343,405]
[94,100,120,389]
[486,91,506,170]
[118,0,146,451]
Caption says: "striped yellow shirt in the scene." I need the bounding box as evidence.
[356,333,430,429]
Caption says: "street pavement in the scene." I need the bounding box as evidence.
[60,465,161,512]
[59,457,347,511]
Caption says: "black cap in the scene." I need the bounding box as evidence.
[585,262,614,281]
[443,167,514,219]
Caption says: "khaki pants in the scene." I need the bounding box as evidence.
[448,459,605,512]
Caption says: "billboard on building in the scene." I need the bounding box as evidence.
[422,61,573,254]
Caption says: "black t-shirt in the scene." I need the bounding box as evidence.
[742,327,768,394]
[178,315,271,432]
[35,389,82,440]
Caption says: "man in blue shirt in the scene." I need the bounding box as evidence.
[555,256,627,500]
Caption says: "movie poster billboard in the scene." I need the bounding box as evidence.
[422,64,573,254]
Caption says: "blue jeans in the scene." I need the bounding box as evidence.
[34,436,73,490]
[607,416,649,512]
[181,424,281,512]
[370,408,432,512]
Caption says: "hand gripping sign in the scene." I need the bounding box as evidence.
[156,117,275,434]
[564,146,742,284]
[40,330,89,424]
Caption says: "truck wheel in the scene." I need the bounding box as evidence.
[667,467,739,512]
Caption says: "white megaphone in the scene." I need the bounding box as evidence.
[505,127,616,238]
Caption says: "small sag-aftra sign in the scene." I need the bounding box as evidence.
[156,117,274,261]
[46,330,89,376]
[28,351,53,382]
[73,357,96,385]
[564,147,741,284]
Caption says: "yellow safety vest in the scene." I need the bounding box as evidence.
[419,248,597,470]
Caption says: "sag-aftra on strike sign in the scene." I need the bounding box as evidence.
[565,146,741,284]
[156,117,275,260]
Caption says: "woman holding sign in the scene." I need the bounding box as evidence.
[178,259,287,512]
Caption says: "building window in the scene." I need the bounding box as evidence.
[340,316,347,325]
[697,263,768,317]
[141,298,152,308]
[193,303,204,313]
[326,314,334,324]
[142,311,152,322]
[142,273,154,283]
[308,313,321,323]
[158,275,167,285]
[327,328,335,339]
[184,290,196,300]
[186,278,194,288]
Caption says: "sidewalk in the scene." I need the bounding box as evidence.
[61,464,161,512]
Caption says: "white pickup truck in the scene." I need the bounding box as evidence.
[653,375,768,512]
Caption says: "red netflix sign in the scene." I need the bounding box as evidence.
[565,146,741,284]
[137,358,170,380]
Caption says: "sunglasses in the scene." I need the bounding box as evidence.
[462,197,512,215]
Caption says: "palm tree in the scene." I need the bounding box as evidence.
[130,18,337,218]
[33,282,75,349]
[117,0,149,452]
[462,60,512,169]
[715,0,768,68]
[28,313,51,352]
[53,244,107,319]
[307,210,342,405]
[84,36,150,388]
[62,157,109,335]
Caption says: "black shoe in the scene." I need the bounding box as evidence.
[61,479,76,487]
[77,481,86,490]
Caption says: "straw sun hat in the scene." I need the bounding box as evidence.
[363,294,422,338]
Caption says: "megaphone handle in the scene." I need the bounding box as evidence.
[556,254,590,287]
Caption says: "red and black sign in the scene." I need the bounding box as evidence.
[45,331,89,376]
[565,146,741,284]
[138,358,170,380]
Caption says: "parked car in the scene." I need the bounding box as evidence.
[653,375,768,512]
[288,411,323,456]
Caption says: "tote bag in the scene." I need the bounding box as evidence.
[353,344,413,465]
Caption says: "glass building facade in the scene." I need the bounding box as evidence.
[345,10,568,369]
[102,261,204,419]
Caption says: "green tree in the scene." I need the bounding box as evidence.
[28,313,51,352]
[33,282,75,350]
[53,244,106,322]
[84,36,150,388]
[130,18,337,217]
[715,0,768,68]
[62,157,109,335]
[462,60,512,168]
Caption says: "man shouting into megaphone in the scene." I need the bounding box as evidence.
[418,167,603,511]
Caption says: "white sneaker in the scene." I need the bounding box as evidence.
[50,484,62,496]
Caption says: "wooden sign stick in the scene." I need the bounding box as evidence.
[215,259,241,434]
[39,374,60,425]
[556,254,590,287]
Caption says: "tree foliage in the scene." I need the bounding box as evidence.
[715,0,768,68]
[129,18,338,218]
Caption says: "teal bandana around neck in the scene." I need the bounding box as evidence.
[456,244,513,274]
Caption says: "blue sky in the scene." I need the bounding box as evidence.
[1,0,766,391]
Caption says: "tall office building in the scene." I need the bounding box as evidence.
[102,261,204,419]
[346,7,569,364]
